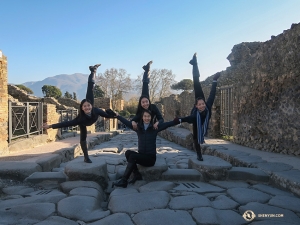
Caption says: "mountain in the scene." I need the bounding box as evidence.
[22,73,139,101]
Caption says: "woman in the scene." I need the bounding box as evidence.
[43,64,116,163]
[131,61,164,130]
[181,53,220,161]
[105,108,180,188]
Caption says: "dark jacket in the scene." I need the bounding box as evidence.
[181,82,217,136]
[51,108,114,129]
[117,115,176,155]
[131,104,164,124]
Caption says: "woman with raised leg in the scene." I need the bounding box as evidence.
[42,64,116,163]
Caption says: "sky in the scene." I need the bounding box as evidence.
[1,0,300,85]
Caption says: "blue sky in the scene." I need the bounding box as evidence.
[1,0,300,85]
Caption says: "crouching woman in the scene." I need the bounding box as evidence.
[105,109,180,188]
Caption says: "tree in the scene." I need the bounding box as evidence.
[15,84,34,94]
[64,91,73,99]
[135,69,176,102]
[73,92,77,100]
[96,68,133,109]
[171,79,193,91]
[42,85,62,99]
[123,97,138,114]
[94,85,105,98]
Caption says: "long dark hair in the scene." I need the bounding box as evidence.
[77,98,94,120]
[136,95,152,115]
[195,97,206,105]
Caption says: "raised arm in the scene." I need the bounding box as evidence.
[206,72,220,108]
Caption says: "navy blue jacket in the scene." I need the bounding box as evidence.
[117,115,176,155]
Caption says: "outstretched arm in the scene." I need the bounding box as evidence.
[94,108,117,119]
[157,118,180,132]
[43,118,80,129]
[116,115,135,130]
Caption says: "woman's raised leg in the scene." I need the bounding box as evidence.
[190,53,205,101]
[141,61,153,98]
[86,64,101,106]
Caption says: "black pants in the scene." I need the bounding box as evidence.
[141,81,149,98]
[125,150,156,170]
[79,73,95,142]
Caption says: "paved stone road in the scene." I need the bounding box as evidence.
[0,130,300,225]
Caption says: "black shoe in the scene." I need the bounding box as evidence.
[189,53,197,65]
[112,178,128,188]
[196,151,203,161]
[142,61,153,71]
[84,157,92,163]
[129,170,143,184]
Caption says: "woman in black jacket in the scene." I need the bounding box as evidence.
[43,64,116,163]
[131,61,164,130]
[106,109,180,188]
[181,53,220,161]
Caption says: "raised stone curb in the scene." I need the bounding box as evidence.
[0,161,42,180]
[24,171,67,184]
[270,170,300,196]
[228,167,269,182]
[188,155,232,181]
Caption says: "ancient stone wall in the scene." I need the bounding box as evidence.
[94,97,111,109]
[0,51,8,155]
[160,23,300,156]
[57,97,80,109]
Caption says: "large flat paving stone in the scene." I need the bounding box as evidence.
[57,195,110,222]
[270,169,300,196]
[0,161,42,180]
[108,191,170,214]
[69,187,104,201]
[162,169,203,181]
[138,157,168,181]
[268,195,300,213]
[139,181,176,192]
[239,202,300,224]
[35,216,78,225]
[252,183,294,196]
[209,180,250,189]
[89,213,134,225]
[2,185,34,195]
[132,209,196,225]
[227,188,271,204]
[211,195,239,210]
[25,171,67,184]
[173,181,225,193]
[254,162,293,174]
[0,203,55,225]
[228,167,269,182]
[64,157,108,189]
[168,194,211,210]
[0,189,66,210]
[188,155,232,180]
[192,207,245,225]
[35,154,62,171]
[60,180,103,193]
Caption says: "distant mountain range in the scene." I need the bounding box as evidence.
[20,73,139,101]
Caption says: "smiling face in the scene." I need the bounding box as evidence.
[142,111,152,124]
[140,97,150,110]
[195,99,206,112]
[82,101,93,114]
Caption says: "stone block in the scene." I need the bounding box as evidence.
[162,169,203,181]
[138,157,168,181]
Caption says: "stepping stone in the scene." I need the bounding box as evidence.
[270,169,300,196]
[192,207,245,225]
[162,169,203,181]
[25,171,67,184]
[88,213,134,225]
[228,167,269,182]
[239,202,300,224]
[138,158,168,181]
[69,187,104,201]
[108,191,170,214]
[35,154,62,172]
[60,180,103,193]
[173,181,224,193]
[133,209,196,225]
[254,162,293,174]
[0,161,42,180]
[188,155,232,180]
[64,157,108,189]
[227,188,271,205]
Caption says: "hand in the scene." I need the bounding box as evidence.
[213,72,221,81]
[42,123,51,129]
[153,122,159,130]
[173,117,180,125]
[105,109,117,117]
[132,121,138,130]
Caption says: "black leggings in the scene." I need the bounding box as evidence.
[125,150,156,170]
[80,73,95,143]
[192,64,205,101]
[141,81,149,98]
